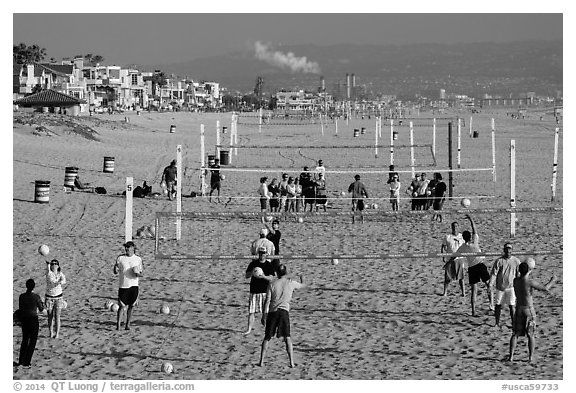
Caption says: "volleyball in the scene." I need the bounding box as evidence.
[298,217,304,223]
[460,198,471,208]
[111,303,119,312]
[252,267,264,278]
[161,362,174,374]
[372,203,378,209]
[38,244,49,256]
[526,257,536,270]
[160,305,170,315]
[331,258,339,266]
[133,265,143,275]
[266,216,273,222]
[105,300,113,310]
[340,191,346,197]
[220,174,225,180]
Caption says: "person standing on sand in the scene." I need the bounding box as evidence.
[45,258,66,339]
[258,264,305,368]
[113,241,143,331]
[431,173,447,222]
[257,177,270,212]
[441,221,465,297]
[263,217,282,273]
[244,247,276,335]
[454,214,494,316]
[490,243,521,328]
[387,173,401,211]
[509,261,555,362]
[348,174,369,224]
[250,227,275,256]
[209,158,221,203]
[16,279,44,369]
[161,160,177,201]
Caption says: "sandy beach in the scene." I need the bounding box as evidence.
[12,107,563,380]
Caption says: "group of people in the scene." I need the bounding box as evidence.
[15,241,143,370]
[257,159,328,213]
[441,214,556,362]
[404,172,447,218]
[15,258,67,369]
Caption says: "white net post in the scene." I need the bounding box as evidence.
[469,116,473,138]
[228,116,234,164]
[200,124,206,196]
[125,177,133,242]
[457,118,462,169]
[432,118,436,158]
[510,139,516,238]
[410,121,415,178]
[216,120,221,158]
[320,113,324,136]
[378,116,382,138]
[234,113,238,156]
[491,118,497,182]
[176,144,182,240]
[258,107,263,133]
[374,119,378,158]
[551,127,559,201]
[335,118,338,135]
[389,119,394,166]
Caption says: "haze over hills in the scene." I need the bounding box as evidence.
[141,41,562,98]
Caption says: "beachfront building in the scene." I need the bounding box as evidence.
[275,90,319,114]
[13,61,84,100]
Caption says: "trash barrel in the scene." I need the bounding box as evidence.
[393,131,398,140]
[34,180,50,203]
[473,131,479,138]
[103,157,115,173]
[220,150,230,165]
[222,126,228,134]
[170,125,176,133]
[353,129,359,137]
[361,127,366,135]
[64,167,78,189]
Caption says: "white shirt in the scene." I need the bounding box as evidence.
[116,254,142,288]
[443,233,463,254]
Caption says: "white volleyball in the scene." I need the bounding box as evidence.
[252,267,264,278]
[111,304,120,312]
[161,362,174,374]
[38,244,49,256]
[220,174,225,180]
[371,203,378,209]
[461,198,471,208]
[297,217,304,223]
[526,257,536,270]
[105,300,114,310]
[331,258,339,266]
[160,305,170,315]
[340,191,346,197]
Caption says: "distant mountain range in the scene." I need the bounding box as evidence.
[138,41,562,98]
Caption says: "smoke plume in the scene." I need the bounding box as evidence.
[254,41,321,74]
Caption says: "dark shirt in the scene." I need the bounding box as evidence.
[434,181,447,197]
[266,230,282,255]
[210,164,221,183]
[163,165,177,183]
[18,292,44,318]
[348,180,368,199]
[246,259,275,294]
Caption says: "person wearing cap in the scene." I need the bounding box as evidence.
[209,158,221,203]
[388,172,401,211]
[314,172,327,212]
[263,217,282,273]
[348,174,369,223]
[441,221,465,297]
[113,241,143,331]
[509,262,556,362]
[244,246,276,335]
[258,264,306,368]
[257,177,270,212]
[250,227,275,256]
[454,214,493,316]
[161,159,177,201]
[490,243,521,328]
[406,173,421,211]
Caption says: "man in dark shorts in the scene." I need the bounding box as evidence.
[431,172,447,222]
[454,214,493,316]
[348,174,369,224]
[113,241,143,330]
[509,261,556,362]
[161,160,177,200]
[258,264,305,368]
[209,158,221,203]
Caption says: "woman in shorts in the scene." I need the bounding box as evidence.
[45,259,66,339]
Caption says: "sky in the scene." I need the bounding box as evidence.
[12,12,563,67]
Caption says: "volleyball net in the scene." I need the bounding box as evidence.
[153,207,562,260]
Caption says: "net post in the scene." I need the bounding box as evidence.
[234,113,238,156]
[457,118,462,169]
[125,177,133,242]
[448,122,453,199]
[258,107,263,133]
[320,113,324,136]
[200,124,206,196]
[215,120,221,158]
[551,127,559,201]
[374,118,378,158]
[469,116,473,138]
[154,215,160,255]
[176,144,182,240]
[491,118,497,182]
[432,118,436,158]
[335,118,338,135]
[510,139,516,238]
[410,121,415,178]
[389,119,394,166]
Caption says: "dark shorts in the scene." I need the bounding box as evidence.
[118,286,139,306]
[210,180,221,190]
[264,309,291,340]
[270,198,279,208]
[316,195,327,205]
[468,263,490,285]
[513,306,536,336]
[352,199,365,211]
[433,197,445,211]
[260,197,267,210]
